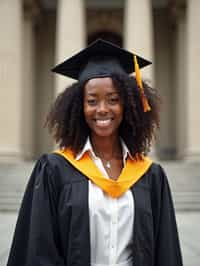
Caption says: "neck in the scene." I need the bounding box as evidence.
[90,134,122,159]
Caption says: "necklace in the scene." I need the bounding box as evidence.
[94,150,113,169]
[105,161,111,169]
[93,145,122,170]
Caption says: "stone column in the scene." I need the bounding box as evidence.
[21,11,36,160]
[0,0,23,161]
[34,13,55,157]
[55,0,86,94]
[154,10,176,160]
[186,0,200,160]
[124,0,154,84]
[124,0,155,157]
[174,11,187,159]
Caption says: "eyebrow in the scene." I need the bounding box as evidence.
[85,92,97,96]
[85,92,119,96]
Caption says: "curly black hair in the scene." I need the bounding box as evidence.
[45,74,160,157]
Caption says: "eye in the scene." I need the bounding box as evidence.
[108,97,120,104]
[87,99,97,106]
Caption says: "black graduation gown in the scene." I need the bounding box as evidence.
[7,153,183,266]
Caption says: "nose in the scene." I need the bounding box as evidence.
[97,101,108,114]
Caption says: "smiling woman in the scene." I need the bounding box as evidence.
[7,39,183,266]
[84,77,124,180]
[84,77,123,138]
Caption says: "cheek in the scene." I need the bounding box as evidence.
[83,104,93,122]
[116,105,124,120]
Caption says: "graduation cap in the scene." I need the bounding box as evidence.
[52,39,152,112]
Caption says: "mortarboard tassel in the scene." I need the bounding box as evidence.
[134,55,151,112]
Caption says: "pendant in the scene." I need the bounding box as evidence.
[106,161,111,169]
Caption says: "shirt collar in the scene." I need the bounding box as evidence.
[76,137,133,162]
[76,138,96,161]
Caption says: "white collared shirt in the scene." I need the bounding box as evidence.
[76,138,135,266]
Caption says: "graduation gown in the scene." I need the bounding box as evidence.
[7,153,183,266]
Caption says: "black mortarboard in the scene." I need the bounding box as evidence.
[52,39,152,112]
[52,39,151,83]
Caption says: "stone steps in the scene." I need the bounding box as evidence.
[173,192,200,211]
[0,161,200,211]
[0,162,33,211]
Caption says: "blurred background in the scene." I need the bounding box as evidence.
[1,0,200,161]
[0,0,200,266]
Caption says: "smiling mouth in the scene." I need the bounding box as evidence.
[94,118,113,127]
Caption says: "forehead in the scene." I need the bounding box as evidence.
[84,77,118,94]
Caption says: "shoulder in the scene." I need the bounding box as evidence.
[148,162,167,178]
[32,152,79,187]
[36,152,76,171]
[144,161,170,190]
[32,153,64,174]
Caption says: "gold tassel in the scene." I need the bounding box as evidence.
[134,55,151,112]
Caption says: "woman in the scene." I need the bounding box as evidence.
[7,39,183,266]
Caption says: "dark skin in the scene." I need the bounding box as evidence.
[84,77,124,180]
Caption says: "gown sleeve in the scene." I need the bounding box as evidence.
[151,164,183,266]
[7,155,65,266]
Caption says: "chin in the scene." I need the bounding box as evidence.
[93,128,117,138]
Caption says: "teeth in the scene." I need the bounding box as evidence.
[96,119,112,126]
[96,119,111,121]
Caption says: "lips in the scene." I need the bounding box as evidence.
[94,118,113,127]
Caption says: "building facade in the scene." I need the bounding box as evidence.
[0,0,200,161]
